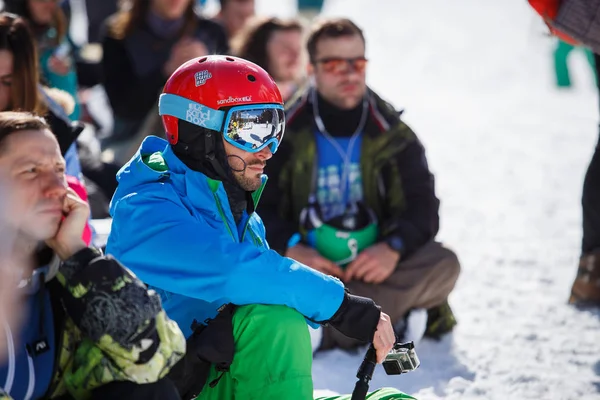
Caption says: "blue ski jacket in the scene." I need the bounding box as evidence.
[106,136,345,337]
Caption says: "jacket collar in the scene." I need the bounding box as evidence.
[157,137,268,213]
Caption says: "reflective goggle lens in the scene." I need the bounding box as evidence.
[224,105,285,153]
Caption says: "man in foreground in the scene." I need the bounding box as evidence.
[106,55,414,399]
[0,111,185,399]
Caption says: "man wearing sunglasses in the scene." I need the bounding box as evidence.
[105,55,414,400]
[260,18,461,353]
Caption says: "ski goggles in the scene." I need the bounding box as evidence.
[159,93,285,153]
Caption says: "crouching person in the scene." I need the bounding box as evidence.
[106,56,415,400]
[0,111,185,400]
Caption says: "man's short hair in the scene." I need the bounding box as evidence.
[0,111,50,154]
[306,18,365,63]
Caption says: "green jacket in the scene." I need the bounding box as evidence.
[261,86,440,258]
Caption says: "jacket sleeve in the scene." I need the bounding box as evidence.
[108,191,345,323]
[383,127,440,258]
[261,139,300,254]
[55,247,186,383]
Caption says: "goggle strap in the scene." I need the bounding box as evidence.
[158,93,226,132]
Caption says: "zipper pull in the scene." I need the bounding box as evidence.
[208,371,226,388]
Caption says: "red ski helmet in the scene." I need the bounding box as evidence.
[159,55,285,153]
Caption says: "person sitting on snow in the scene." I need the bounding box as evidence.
[260,18,461,350]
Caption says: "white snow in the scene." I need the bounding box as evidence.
[310,1,600,399]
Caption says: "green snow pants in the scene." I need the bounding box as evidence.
[196,304,415,400]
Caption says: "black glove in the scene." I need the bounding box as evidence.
[168,304,236,399]
[324,290,381,343]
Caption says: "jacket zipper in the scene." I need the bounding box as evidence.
[212,193,254,243]
[208,177,267,243]
[42,282,67,399]
[212,193,236,241]
[41,327,63,399]
[240,217,251,242]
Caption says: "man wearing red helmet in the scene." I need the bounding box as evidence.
[105,55,413,399]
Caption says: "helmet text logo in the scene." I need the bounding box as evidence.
[194,70,212,86]
[217,96,252,105]
[186,103,211,127]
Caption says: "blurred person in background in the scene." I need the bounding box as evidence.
[0,12,113,218]
[62,0,119,46]
[576,53,600,307]
[212,0,254,41]
[529,0,600,307]
[59,0,120,89]
[552,38,596,88]
[101,0,228,151]
[261,18,461,351]
[0,12,82,178]
[0,111,185,400]
[231,16,305,102]
[3,0,81,120]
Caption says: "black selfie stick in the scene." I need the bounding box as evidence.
[351,344,377,400]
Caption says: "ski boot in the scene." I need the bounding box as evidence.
[569,251,600,307]
[424,300,457,340]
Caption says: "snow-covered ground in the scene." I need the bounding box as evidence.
[308,1,600,399]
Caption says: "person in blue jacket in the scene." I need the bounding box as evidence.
[105,56,410,400]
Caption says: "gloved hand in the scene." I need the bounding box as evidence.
[324,291,395,362]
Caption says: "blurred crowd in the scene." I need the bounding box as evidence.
[0,0,309,219]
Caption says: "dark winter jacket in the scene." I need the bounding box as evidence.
[261,86,440,259]
[101,11,228,139]
[549,0,600,53]
[39,86,85,157]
